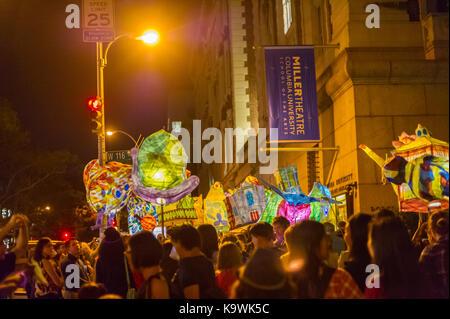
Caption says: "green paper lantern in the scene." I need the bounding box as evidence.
[138,130,188,190]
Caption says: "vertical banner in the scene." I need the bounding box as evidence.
[264,46,320,142]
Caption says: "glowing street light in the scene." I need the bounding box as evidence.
[138,30,160,45]
[106,130,138,146]
[45,206,51,211]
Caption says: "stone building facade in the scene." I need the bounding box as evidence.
[185,0,449,221]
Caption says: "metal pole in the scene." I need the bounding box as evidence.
[99,42,106,166]
[96,41,107,240]
[160,204,165,238]
[96,42,103,167]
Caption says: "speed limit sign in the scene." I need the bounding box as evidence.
[82,0,115,42]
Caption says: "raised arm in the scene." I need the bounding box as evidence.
[10,216,30,258]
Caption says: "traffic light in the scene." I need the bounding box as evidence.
[87,97,103,135]
[62,231,70,241]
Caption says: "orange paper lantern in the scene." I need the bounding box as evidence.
[140,215,157,231]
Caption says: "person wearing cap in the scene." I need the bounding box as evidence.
[249,222,284,258]
[230,248,295,298]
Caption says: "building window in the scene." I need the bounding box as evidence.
[283,0,293,34]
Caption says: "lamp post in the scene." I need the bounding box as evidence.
[106,130,138,147]
[96,30,159,166]
[95,30,159,239]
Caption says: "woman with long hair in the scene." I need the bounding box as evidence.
[216,242,243,297]
[284,220,362,299]
[95,227,134,298]
[230,248,295,299]
[197,224,219,267]
[33,237,63,299]
[366,216,431,298]
[128,231,169,299]
[342,213,373,292]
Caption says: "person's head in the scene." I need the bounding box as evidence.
[34,237,55,262]
[65,239,81,258]
[337,221,346,234]
[237,233,248,244]
[345,213,372,263]
[322,222,335,235]
[98,227,124,263]
[78,282,107,299]
[54,243,64,255]
[284,221,332,298]
[272,216,290,243]
[217,243,243,270]
[285,220,328,262]
[162,241,174,259]
[169,224,201,258]
[128,231,163,272]
[427,210,449,244]
[80,242,91,260]
[197,224,219,259]
[231,248,294,299]
[368,217,425,298]
[375,209,395,219]
[221,234,242,250]
[249,222,274,249]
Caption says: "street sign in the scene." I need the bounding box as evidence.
[83,30,114,42]
[106,150,132,164]
[82,0,115,43]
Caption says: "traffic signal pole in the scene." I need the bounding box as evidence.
[96,42,107,166]
[96,41,107,241]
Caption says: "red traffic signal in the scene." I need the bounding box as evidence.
[62,231,71,241]
[87,97,103,135]
[87,97,102,112]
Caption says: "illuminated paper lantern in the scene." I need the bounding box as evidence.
[127,194,158,235]
[274,166,300,193]
[384,155,449,202]
[308,183,334,222]
[158,195,198,223]
[204,182,229,232]
[138,130,187,190]
[259,191,284,224]
[360,124,449,213]
[83,159,134,229]
[140,215,158,231]
[130,130,199,205]
[227,184,268,230]
[278,201,311,225]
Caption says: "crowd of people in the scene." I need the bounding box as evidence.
[0,208,448,299]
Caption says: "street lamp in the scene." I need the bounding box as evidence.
[95,30,159,241]
[137,30,160,46]
[95,30,160,166]
[45,206,51,211]
[106,130,138,147]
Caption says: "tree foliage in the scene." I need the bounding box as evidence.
[0,98,94,240]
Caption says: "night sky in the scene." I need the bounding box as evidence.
[0,0,202,164]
